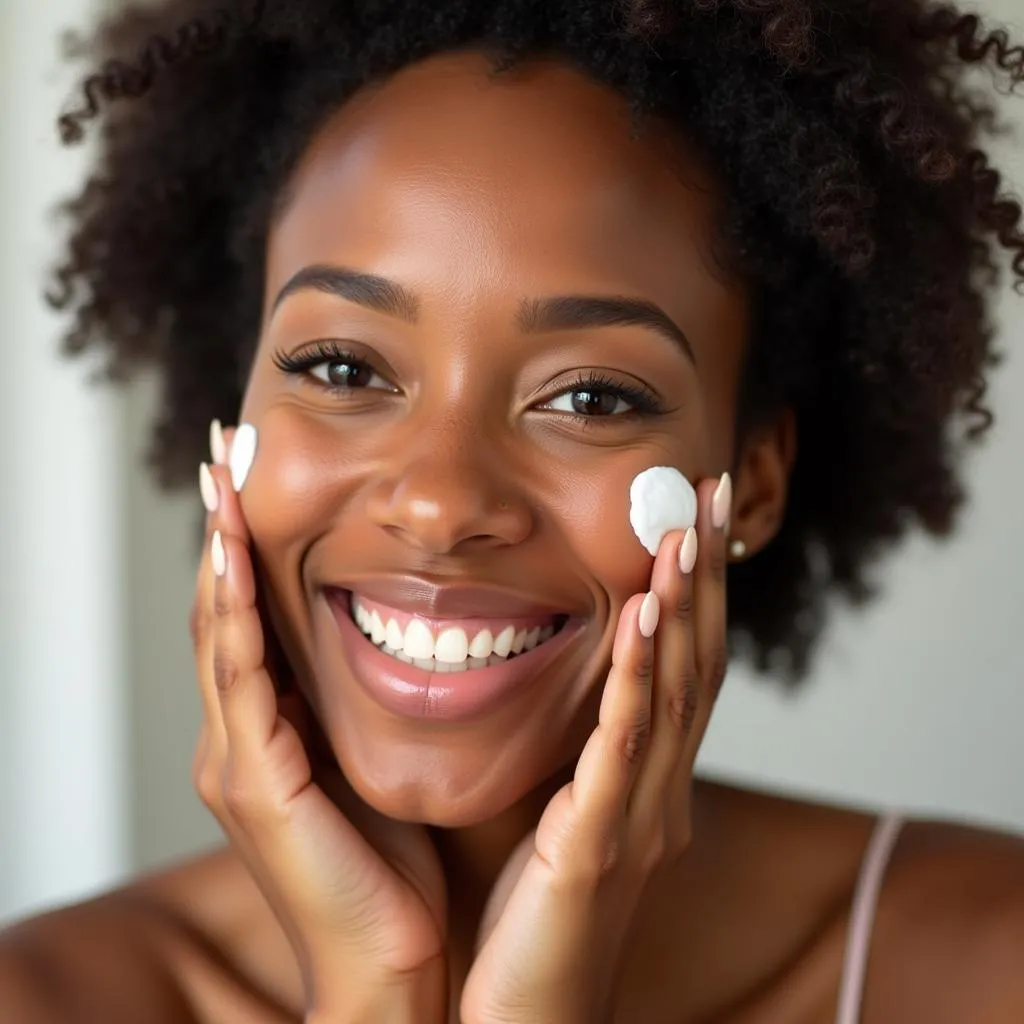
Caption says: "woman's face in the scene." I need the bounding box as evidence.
[238,52,752,825]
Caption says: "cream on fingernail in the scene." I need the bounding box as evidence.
[230,423,257,492]
[638,591,660,638]
[199,462,219,513]
[210,419,227,466]
[711,473,732,531]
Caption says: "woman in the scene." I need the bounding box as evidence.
[2,0,1023,1020]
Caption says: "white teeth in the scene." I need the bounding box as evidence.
[370,610,386,645]
[493,625,515,657]
[468,628,494,659]
[403,619,435,660]
[434,626,469,663]
[350,597,565,671]
[385,618,404,650]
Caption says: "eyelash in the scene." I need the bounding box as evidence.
[271,341,388,391]
[271,341,665,422]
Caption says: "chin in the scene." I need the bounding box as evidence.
[335,741,550,827]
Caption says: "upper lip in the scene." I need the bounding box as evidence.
[326,576,580,620]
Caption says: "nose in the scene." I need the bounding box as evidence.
[363,440,533,555]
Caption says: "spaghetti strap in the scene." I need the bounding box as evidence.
[834,813,905,1024]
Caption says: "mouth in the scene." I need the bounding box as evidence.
[325,585,585,722]
[346,591,571,672]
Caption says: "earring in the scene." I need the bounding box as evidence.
[729,538,748,560]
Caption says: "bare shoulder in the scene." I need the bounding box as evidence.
[868,818,1024,1023]
[1,845,301,1024]
[129,844,303,1021]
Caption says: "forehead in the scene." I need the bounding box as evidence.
[265,51,739,325]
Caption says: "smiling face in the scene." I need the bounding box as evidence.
[237,52,757,826]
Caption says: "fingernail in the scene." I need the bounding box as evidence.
[199,463,219,513]
[638,591,660,638]
[711,473,732,531]
[211,530,227,577]
[210,419,227,466]
[230,423,257,492]
[678,527,698,575]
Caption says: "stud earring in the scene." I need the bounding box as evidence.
[729,538,748,560]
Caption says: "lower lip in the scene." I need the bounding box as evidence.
[329,595,584,722]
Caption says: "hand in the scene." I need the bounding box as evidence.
[460,475,731,1024]
[190,424,448,1023]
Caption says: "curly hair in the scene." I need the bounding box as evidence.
[50,0,1024,681]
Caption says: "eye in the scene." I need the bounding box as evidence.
[308,356,390,390]
[271,342,396,393]
[539,372,663,420]
[545,387,633,417]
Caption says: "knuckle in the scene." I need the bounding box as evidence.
[212,649,240,694]
[668,674,701,734]
[708,545,728,583]
[213,584,232,618]
[642,832,667,872]
[221,772,267,827]
[634,642,655,681]
[674,587,694,621]
[189,603,212,649]
[194,763,221,810]
[611,709,652,765]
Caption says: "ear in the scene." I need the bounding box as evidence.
[729,408,796,560]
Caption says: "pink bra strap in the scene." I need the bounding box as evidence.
[835,813,904,1024]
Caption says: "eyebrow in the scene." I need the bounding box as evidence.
[273,264,695,363]
[516,295,695,364]
[272,265,419,321]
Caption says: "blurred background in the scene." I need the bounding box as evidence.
[2,0,1023,927]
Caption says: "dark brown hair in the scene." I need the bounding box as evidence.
[51,0,1024,680]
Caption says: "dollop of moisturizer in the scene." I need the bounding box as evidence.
[629,466,698,556]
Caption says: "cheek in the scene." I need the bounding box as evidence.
[237,406,353,551]
[551,461,658,608]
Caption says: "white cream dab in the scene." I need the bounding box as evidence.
[629,466,697,556]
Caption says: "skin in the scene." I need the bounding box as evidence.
[3,50,1024,1024]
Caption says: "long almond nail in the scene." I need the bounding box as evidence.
[678,527,698,575]
[211,530,227,577]
[210,420,227,466]
[230,423,257,492]
[711,473,732,531]
[199,463,219,513]
[638,591,660,638]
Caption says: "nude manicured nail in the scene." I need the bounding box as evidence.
[211,530,226,577]
[230,423,257,492]
[199,463,219,513]
[678,527,698,575]
[638,591,660,638]
[210,419,227,466]
[711,473,732,531]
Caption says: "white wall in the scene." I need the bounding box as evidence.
[2,0,1023,927]
[0,0,129,924]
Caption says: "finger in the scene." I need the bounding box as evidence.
[210,419,237,467]
[688,474,731,756]
[631,525,699,817]
[193,459,228,756]
[571,590,658,847]
[211,529,278,759]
